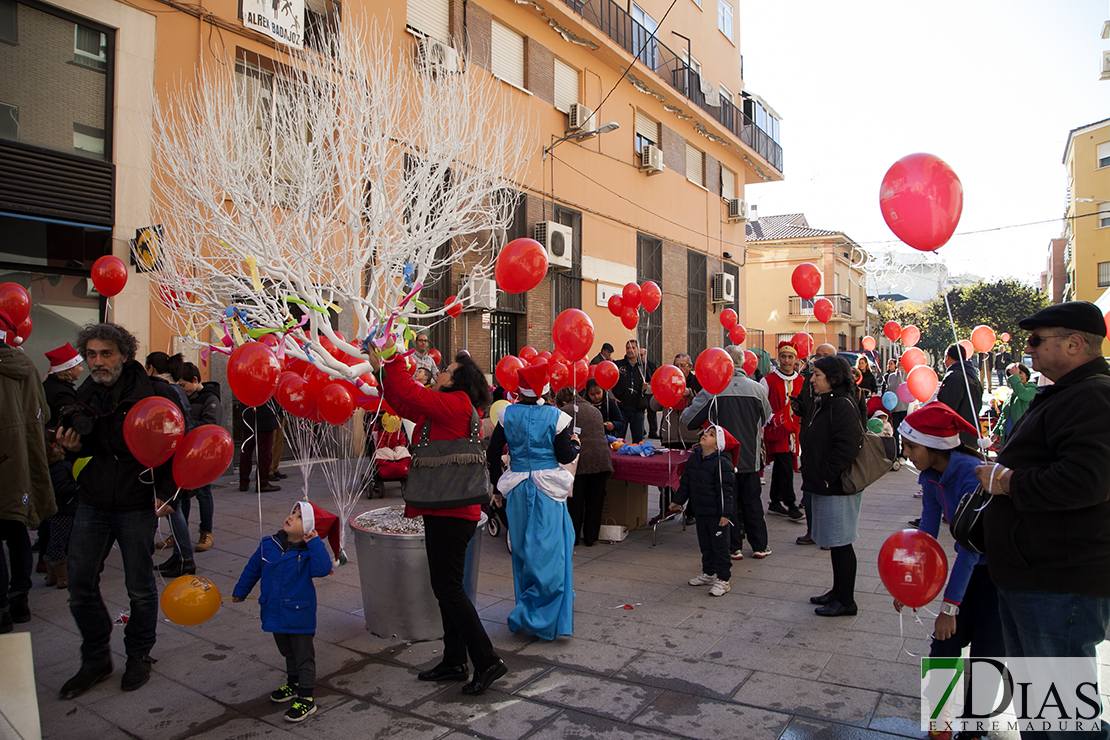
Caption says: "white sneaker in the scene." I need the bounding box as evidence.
[752,549,772,559]
[688,572,716,586]
[710,578,731,596]
[730,550,744,560]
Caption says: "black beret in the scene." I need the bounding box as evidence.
[601,343,615,353]
[1018,301,1106,337]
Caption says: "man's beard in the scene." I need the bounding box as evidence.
[91,363,123,386]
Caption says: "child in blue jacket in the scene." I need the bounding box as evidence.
[233,501,332,723]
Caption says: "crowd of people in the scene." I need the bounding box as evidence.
[3,299,1110,739]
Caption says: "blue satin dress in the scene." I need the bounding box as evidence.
[500,403,575,640]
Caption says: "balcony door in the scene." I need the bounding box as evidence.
[630,4,658,71]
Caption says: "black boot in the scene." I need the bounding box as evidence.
[159,556,196,578]
[59,660,113,700]
[9,592,30,623]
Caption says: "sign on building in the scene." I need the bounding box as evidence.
[241,0,304,48]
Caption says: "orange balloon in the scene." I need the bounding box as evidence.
[161,575,222,626]
[1000,332,1011,343]
[900,325,921,347]
[901,347,927,372]
[861,336,877,352]
[971,325,996,353]
[906,365,939,402]
[959,340,975,360]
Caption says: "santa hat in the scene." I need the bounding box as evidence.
[45,343,83,373]
[776,341,797,357]
[292,501,315,535]
[702,423,741,468]
[898,402,978,450]
[0,309,15,343]
[517,363,550,399]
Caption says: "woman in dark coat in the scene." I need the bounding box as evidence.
[581,379,626,437]
[556,387,613,546]
[802,355,864,617]
[856,356,878,397]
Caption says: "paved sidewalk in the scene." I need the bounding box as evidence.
[20,463,1038,740]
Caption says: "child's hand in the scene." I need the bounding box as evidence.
[231,596,244,603]
[718,517,729,528]
[303,529,318,542]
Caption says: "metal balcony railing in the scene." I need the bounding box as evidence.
[789,294,852,318]
[558,0,783,173]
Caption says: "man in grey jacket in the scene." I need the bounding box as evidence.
[681,345,773,559]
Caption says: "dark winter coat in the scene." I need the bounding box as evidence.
[188,381,223,427]
[937,359,983,448]
[233,531,332,633]
[671,447,736,519]
[43,373,77,429]
[242,398,280,432]
[800,390,864,497]
[0,341,55,527]
[613,357,651,413]
[580,390,626,436]
[49,459,78,517]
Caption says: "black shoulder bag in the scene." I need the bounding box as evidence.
[403,407,491,509]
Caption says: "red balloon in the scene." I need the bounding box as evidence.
[878,529,949,608]
[277,371,300,391]
[537,351,552,362]
[900,325,921,348]
[495,238,548,294]
[276,376,317,418]
[813,298,834,324]
[879,153,963,252]
[0,282,31,326]
[1000,332,1011,343]
[695,347,734,395]
[518,346,538,363]
[227,343,282,407]
[173,425,234,490]
[861,336,877,352]
[284,357,310,376]
[428,348,442,366]
[622,282,641,307]
[621,306,639,330]
[640,281,661,313]
[792,332,814,359]
[302,365,332,398]
[901,347,927,372]
[607,294,624,317]
[572,359,589,391]
[791,263,822,301]
[742,350,759,376]
[971,325,996,353]
[595,360,619,390]
[318,381,355,425]
[883,321,902,342]
[651,365,686,408]
[495,355,524,393]
[728,324,747,345]
[548,349,566,369]
[906,365,939,402]
[959,340,975,360]
[719,308,738,330]
[445,295,463,318]
[15,315,32,341]
[123,396,186,468]
[91,255,128,297]
[552,309,595,362]
[549,361,571,391]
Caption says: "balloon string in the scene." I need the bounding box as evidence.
[222,596,258,601]
[899,609,935,658]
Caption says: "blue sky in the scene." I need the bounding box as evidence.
[739,0,1109,282]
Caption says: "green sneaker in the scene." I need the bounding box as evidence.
[269,683,298,703]
[284,698,317,722]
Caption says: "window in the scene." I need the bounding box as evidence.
[839,333,847,352]
[721,165,735,201]
[717,0,733,42]
[553,204,582,314]
[681,49,701,75]
[685,142,704,186]
[235,60,308,206]
[630,3,658,70]
[406,0,449,43]
[490,20,524,89]
[634,109,659,159]
[553,59,578,113]
[776,333,794,345]
[718,83,733,106]
[1099,262,1110,288]
[0,103,16,140]
[687,252,707,358]
[73,24,107,71]
[0,0,16,44]
[304,3,340,53]
[1098,142,1110,169]
[73,123,104,155]
[637,234,663,367]
[1100,202,1110,229]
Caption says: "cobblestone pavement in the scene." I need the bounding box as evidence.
[20,461,1076,739]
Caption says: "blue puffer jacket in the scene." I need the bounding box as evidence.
[233,532,332,634]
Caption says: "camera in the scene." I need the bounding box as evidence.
[57,403,96,436]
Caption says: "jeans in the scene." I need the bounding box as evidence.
[646,409,658,438]
[997,586,1110,740]
[0,518,32,611]
[164,506,194,561]
[68,501,158,664]
[890,410,907,457]
[625,410,645,443]
[730,471,768,553]
[181,485,214,533]
[274,632,316,698]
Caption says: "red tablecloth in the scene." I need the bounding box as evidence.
[609,449,691,490]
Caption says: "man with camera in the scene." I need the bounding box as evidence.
[56,323,179,700]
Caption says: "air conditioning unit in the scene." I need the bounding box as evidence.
[415,37,460,75]
[640,143,663,175]
[727,198,749,222]
[533,221,573,271]
[567,103,594,133]
[1102,49,1110,81]
[464,278,497,311]
[711,272,736,304]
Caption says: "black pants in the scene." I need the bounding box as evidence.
[568,471,609,545]
[890,410,907,457]
[730,472,768,553]
[422,515,497,672]
[273,632,316,698]
[646,409,658,437]
[929,565,1004,659]
[768,452,797,508]
[696,517,731,581]
[830,544,857,606]
[239,429,274,488]
[0,518,32,611]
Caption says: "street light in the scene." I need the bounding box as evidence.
[542,121,620,161]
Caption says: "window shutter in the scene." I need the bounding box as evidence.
[1098,142,1110,168]
[407,0,450,42]
[491,21,525,89]
[721,165,735,200]
[635,110,658,144]
[553,59,579,113]
[686,142,704,186]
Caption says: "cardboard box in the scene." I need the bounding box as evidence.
[600,479,649,531]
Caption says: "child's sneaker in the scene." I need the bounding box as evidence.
[730,550,744,560]
[688,572,716,586]
[270,683,298,703]
[752,549,772,559]
[710,578,731,596]
[284,698,317,722]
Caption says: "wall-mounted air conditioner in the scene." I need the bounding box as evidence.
[463,278,497,311]
[567,103,594,133]
[727,198,749,222]
[640,143,663,175]
[533,221,573,271]
[711,272,736,304]
[415,37,460,75]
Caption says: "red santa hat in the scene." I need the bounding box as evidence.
[0,309,16,343]
[702,423,741,468]
[898,401,978,450]
[45,342,83,373]
[294,501,343,563]
[517,363,551,398]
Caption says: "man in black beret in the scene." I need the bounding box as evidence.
[976,301,1110,681]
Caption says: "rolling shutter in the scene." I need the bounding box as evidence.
[407,0,449,43]
[553,59,579,113]
[635,109,659,144]
[491,21,524,89]
[721,165,735,200]
[686,142,704,186]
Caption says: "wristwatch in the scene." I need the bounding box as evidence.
[941,602,960,617]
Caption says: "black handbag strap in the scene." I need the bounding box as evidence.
[413,405,481,447]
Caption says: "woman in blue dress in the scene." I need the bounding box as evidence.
[486,363,580,640]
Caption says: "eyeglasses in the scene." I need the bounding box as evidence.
[1026,333,1074,347]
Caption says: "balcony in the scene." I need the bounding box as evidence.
[557,0,783,173]
[789,294,852,320]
